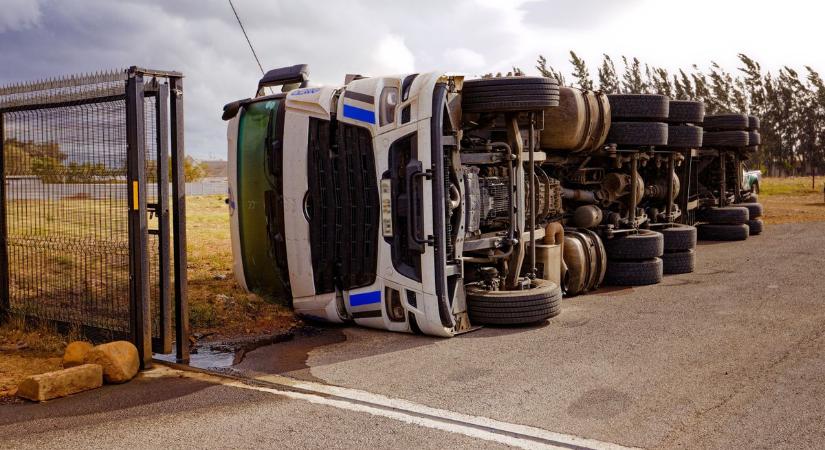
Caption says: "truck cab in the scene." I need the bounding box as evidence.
[225,65,564,337]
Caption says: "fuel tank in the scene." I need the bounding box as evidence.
[541,87,610,153]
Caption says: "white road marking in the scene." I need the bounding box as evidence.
[147,366,637,450]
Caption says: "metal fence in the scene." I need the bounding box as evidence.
[0,67,189,367]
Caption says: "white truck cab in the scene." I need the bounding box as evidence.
[225,64,564,337]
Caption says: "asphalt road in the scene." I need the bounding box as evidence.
[2,221,825,449]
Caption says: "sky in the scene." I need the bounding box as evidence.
[2,0,824,160]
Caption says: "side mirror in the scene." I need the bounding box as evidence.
[222,99,249,121]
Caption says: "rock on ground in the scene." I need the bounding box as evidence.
[62,341,94,368]
[84,341,139,384]
[16,364,103,402]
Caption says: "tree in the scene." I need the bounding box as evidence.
[597,54,620,93]
[649,67,673,97]
[536,55,566,86]
[183,156,208,182]
[569,51,593,91]
[621,57,647,94]
[691,66,713,113]
[806,66,825,186]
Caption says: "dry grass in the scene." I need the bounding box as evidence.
[759,177,825,224]
[182,195,296,337]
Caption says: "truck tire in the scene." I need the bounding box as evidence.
[697,206,749,225]
[702,130,750,147]
[662,249,695,274]
[607,94,669,120]
[738,202,763,219]
[703,114,749,131]
[697,223,749,241]
[604,230,664,260]
[666,125,703,148]
[660,224,697,251]
[748,115,760,131]
[668,100,705,124]
[606,122,668,146]
[462,77,560,113]
[466,279,562,325]
[747,218,764,235]
[748,131,761,145]
[603,258,663,286]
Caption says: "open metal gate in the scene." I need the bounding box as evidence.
[0,67,189,367]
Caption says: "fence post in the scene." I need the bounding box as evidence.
[169,76,190,363]
[156,84,172,354]
[0,114,8,322]
[126,69,152,369]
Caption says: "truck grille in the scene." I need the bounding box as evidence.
[307,118,379,294]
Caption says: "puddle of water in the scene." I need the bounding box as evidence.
[154,347,236,370]
[153,327,345,375]
[233,328,347,382]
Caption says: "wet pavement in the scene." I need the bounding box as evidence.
[3,221,825,449]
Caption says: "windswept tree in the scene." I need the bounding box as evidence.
[673,70,695,100]
[806,67,825,185]
[569,51,593,91]
[597,54,620,93]
[621,57,647,94]
[691,66,713,112]
[536,55,566,85]
[648,67,673,97]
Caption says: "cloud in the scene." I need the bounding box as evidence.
[0,0,42,32]
[371,35,416,75]
[444,48,487,71]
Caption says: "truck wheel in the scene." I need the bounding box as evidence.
[747,218,764,235]
[666,125,703,148]
[697,223,750,241]
[697,206,749,225]
[702,131,750,147]
[667,100,705,124]
[660,224,697,252]
[738,202,763,219]
[466,279,562,325]
[462,76,560,113]
[606,122,668,146]
[603,258,663,286]
[748,131,761,146]
[662,249,695,274]
[703,114,749,131]
[604,230,664,260]
[607,94,669,120]
[748,115,760,131]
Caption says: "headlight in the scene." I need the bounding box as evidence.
[379,87,398,126]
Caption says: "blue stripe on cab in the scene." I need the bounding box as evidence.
[350,290,381,307]
[342,104,375,124]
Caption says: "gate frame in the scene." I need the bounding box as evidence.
[0,114,8,323]
[0,67,189,367]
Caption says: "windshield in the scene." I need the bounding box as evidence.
[236,99,284,295]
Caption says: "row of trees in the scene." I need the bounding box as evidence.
[5,138,210,183]
[527,52,825,179]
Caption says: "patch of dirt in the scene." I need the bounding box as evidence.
[0,324,66,400]
[0,353,63,398]
[761,193,825,224]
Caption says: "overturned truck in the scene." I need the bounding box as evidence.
[223,65,763,337]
